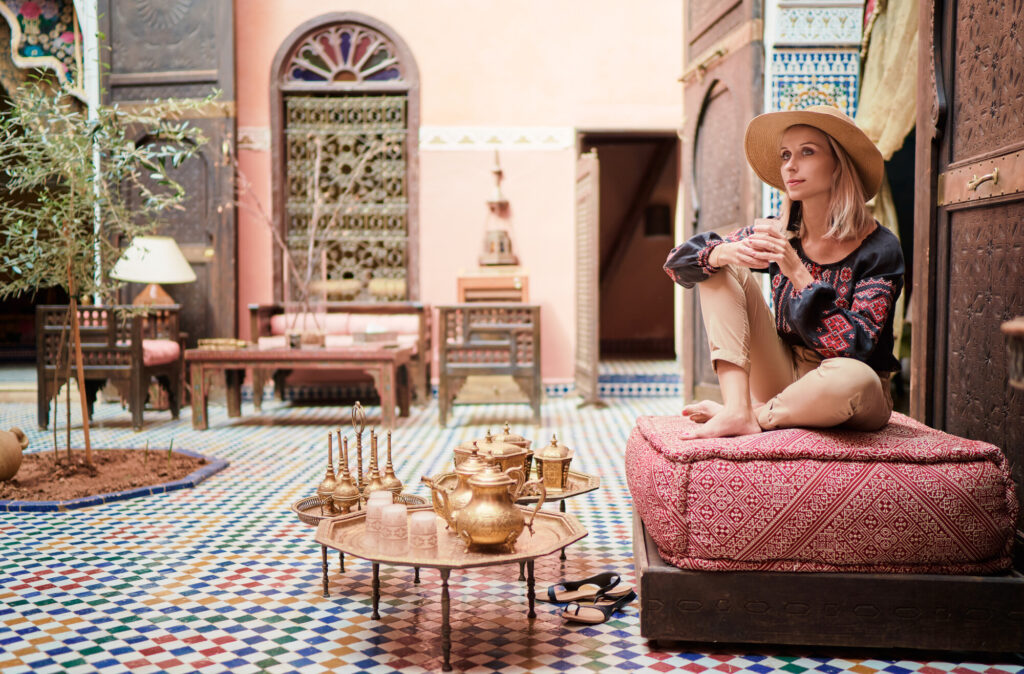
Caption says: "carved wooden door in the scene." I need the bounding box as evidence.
[915,0,1024,526]
[680,1,764,402]
[575,150,602,407]
[99,1,236,344]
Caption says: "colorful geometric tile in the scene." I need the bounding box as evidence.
[1,363,1022,673]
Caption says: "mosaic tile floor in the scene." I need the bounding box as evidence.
[1,390,1022,673]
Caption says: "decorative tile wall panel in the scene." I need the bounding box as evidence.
[776,5,864,46]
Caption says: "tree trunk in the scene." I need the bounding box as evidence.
[68,296,93,464]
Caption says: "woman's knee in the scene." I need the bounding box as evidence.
[816,358,881,396]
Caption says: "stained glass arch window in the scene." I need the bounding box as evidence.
[272,14,420,303]
[284,24,405,85]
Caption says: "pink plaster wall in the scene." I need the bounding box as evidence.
[234,0,682,381]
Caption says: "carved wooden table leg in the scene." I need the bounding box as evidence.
[339,551,344,573]
[225,369,243,418]
[190,363,208,430]
[371,562,381,619]
[414,566,420,584]
[369,365,396,429]
[440,568,452,672]
[527,560,536,619]
[321,545,329,598]
[252,367,266,412]
[397,364,411,417]
[518,560,526,581]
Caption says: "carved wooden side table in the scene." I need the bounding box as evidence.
[315,505,587,672]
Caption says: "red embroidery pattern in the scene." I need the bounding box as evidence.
[625,413,1017,574]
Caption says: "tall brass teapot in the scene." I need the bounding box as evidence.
[453,461,546,551]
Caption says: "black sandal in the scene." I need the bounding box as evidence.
[535,571,620,604]
[562,589,638,624]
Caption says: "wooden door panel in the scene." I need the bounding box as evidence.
[575,150,601,406]
[681,36,763,402]
[917,0,1024,529]
[99,0,236,342]
[950,0,1024,162]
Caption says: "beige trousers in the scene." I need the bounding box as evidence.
[697,264,893,431]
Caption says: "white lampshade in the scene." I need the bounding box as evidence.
[111,235,196,284]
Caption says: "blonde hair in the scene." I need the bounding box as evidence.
[779,129,873,241]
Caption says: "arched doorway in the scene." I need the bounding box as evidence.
[270,13,420,302]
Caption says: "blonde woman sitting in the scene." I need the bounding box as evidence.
[664,106,904,439]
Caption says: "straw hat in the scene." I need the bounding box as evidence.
[743,105,884,199]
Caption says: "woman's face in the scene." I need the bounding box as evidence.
[779,125,836,202]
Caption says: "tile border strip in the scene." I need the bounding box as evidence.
[0,448,229,513]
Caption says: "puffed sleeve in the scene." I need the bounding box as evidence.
[780,237,905,362]
[663,225,756,289]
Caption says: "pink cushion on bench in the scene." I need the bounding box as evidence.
[270,312,350,335]
[141,339,180,366]
[348,314,420,335]
[625,412,1017,574]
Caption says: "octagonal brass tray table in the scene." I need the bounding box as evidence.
[315,505,587,672]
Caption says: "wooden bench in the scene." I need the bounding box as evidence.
[248,301,431,403]
[36,304,183,431]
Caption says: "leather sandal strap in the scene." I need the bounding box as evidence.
[547,584,565,603]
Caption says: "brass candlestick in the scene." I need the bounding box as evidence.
[332,432,361,513]
[364,429,388,498]
[316,432,338,514]
[381,429,403,496]
[352,402,366,494]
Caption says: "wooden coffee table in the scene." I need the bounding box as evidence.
[185,344,413,429]
[316,505,587,672]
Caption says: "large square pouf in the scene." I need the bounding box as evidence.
[626,412,1024,652]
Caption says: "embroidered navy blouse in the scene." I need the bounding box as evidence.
[663,224,904,372]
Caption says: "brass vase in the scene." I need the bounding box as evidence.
[316,432,338,515]
[380,429,403,496]
[363,429,389,499]
[332,432,361,513]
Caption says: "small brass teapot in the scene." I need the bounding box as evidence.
[422,444,524,528]
[455,461,546,551]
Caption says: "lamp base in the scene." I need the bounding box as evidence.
[133,283,174,306]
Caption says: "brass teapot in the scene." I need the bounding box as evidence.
[454,461,546,551]
[422,444,524,528]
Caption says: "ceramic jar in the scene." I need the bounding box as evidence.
[0,427,27,481]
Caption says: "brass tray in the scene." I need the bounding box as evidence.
[314,505,587,570]
[430,469,600,504]
[291,493,427,526]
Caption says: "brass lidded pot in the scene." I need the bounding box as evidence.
[455,460,546,551]
[491,422,534,476]
[454,430,529,475]
[534,433,573,492]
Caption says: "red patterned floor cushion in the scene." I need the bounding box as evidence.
[626,413,1018,574]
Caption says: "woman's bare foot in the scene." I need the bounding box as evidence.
[682,400,723,423]
[691,406,761,438]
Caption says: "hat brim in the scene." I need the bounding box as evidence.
[743,109,884,199]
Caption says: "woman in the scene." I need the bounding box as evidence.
[664,105,904,439]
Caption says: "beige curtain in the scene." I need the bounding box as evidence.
[856,0,918,161]
[857,0,917,361]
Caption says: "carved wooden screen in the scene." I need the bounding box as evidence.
[575,150,602,407]
[680,0,764,402]
[272,16,419,302]
[915,0,1024,527]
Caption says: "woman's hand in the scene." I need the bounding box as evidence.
[709,221,777,269]
[747,219,814,290]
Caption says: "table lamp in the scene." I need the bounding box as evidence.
[111,235,197,305]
